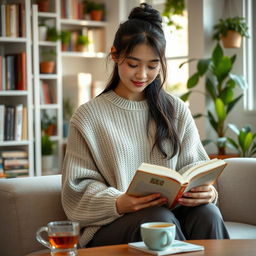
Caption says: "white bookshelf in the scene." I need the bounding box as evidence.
[31,2,63,176]
[0,0,34,177]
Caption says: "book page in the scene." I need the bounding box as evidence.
[184,165,225,192]
[182,159,225,181]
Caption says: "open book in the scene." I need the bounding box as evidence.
[126,158,227,209]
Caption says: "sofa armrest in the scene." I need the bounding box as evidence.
[217,158,256,226]
[0,175,67,256]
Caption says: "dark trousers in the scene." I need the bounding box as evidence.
[86,203,230,247]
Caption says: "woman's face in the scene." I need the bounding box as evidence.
[114,43,161,101]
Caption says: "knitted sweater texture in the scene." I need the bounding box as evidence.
[61,90,210,247]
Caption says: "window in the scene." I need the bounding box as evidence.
[244,0,256,110]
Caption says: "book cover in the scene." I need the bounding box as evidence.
[14,104,23,141]
[128,240,204,255]
[0,105,5,141]
[21,106,27,140]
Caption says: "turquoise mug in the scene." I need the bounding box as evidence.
[140,222,176,251]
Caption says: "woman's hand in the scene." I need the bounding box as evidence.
[178,185,215,207]
[116,193,167,215]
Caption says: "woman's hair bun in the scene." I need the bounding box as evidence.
[128,3,162,29]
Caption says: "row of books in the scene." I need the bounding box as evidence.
[64,28,105,53]
[0,150,29,178]
[61,0,85,20]
[0,52,27,91]
[0,104,27,142]
[40,80,56,104]
[0,3,26,38]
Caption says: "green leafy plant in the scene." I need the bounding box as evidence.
[41,111,57,132]
[213,16,249,40]
[47,27,60,42]
[41,134,54,155]
[84,0,104,13]
[77,35,90,46]
[162,0,185,30]
[63,98,74,121]
[60,30,71,44]
[41,49,56,62]
[180,43,247,155]
[227,124,256,157]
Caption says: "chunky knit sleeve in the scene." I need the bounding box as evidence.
[61,120,123,229]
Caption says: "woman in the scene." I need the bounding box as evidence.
[62,3,229,248]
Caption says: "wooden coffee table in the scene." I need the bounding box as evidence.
[34,239,256,256]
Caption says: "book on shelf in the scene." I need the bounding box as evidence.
[1,150,28,158]
[126,159,227,209]
[14,104,23,141]
[1,150,29,178]
[0,105,4,141]
[0,104,26,141]
[0,56,2,90]
[128,240,204,256]
[0,3,25,38]
[40,80,54,104]
[3,52,26,91]
[61,0,85,20]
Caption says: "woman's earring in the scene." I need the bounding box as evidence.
[110,46,118,63]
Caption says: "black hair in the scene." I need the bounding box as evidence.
[102,3,180,158]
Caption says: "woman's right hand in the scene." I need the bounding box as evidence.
[116,193,167,214]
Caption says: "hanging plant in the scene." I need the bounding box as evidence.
[162,0,185,30]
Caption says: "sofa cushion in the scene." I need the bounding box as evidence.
[225,221,256,239]
[0,175,67,256]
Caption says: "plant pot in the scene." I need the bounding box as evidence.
[44,124,56,136]
[62,43,68,51]
[221,30,242,48]
[37,1,49,12]
[76,44,88,52]
[90,10,103,21]
[40,61,55,74]
[42,155,54,174]
[208,154,239,160]
[38,26,48,41]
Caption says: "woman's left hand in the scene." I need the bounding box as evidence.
[178,185,215,207]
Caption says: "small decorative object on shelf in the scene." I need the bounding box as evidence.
[60,30,71,51]
[35,0,50,12]
[41,134,54,174]
[40,49,56,74]
[213,16,249,48]
[41,111,57,136]
[76,35,90,52]
[38,24,48,41]
[84,0,105,21]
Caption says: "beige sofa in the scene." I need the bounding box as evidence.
[0,158,256,256]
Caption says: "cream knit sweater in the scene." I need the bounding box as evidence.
[61,90,210,247]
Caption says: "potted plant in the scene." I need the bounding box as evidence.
[47,27,60,42]
[76,35,90,52]
[213,16,249,48]
[41,111,57,136]
[40,49,56,74]
[226,124,256,157]
[63,97,74,138]
[180,43,247,156]
[41,134,54,174]
[162,0,185,30]
[84,1,104,21]
[60,30,71,51]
